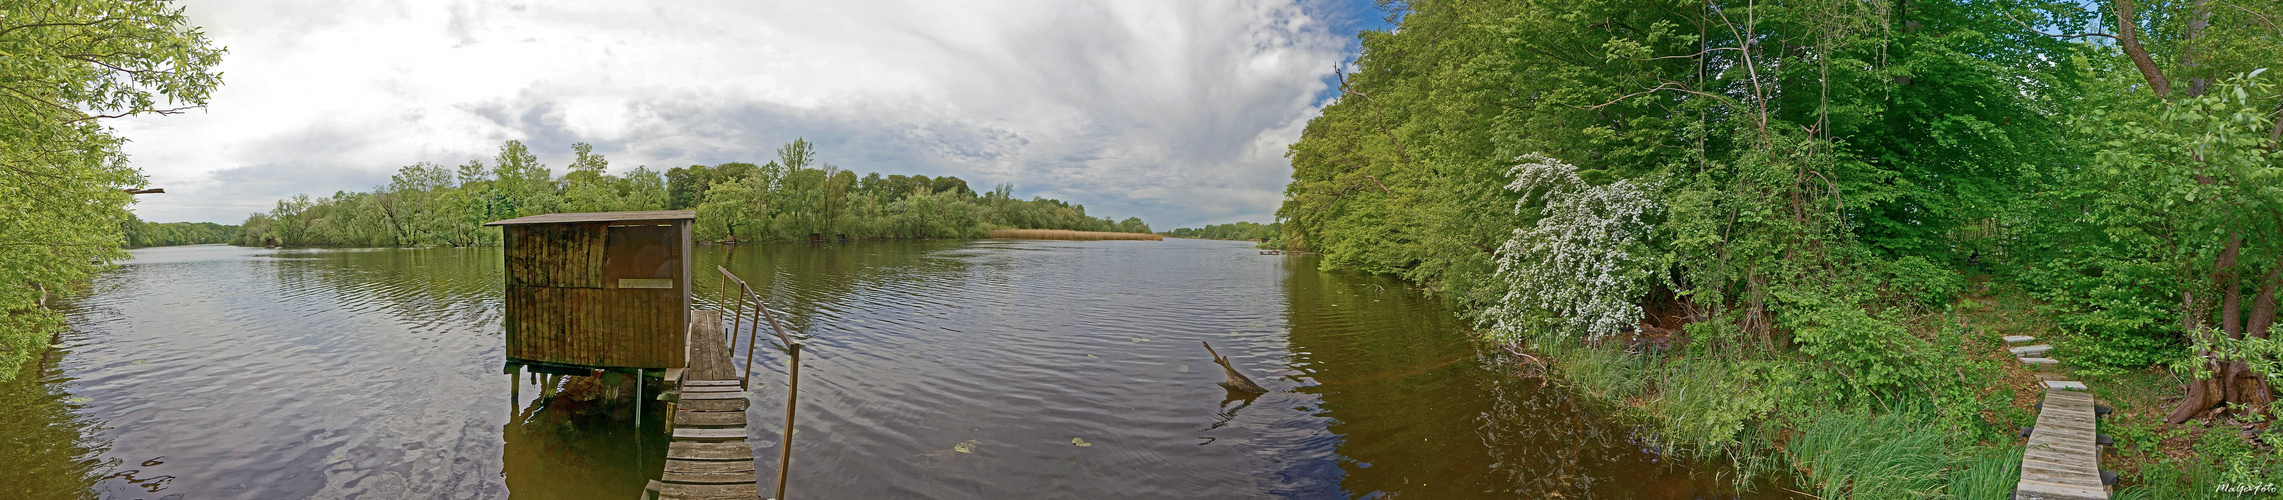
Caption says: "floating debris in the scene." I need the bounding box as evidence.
[1071,438,1092,447]
[67,396,92,404]
[1203,341,1269,394]
[1177,365,1190,373]
[1086,354,1098,358]
[1130,338,1149,343]
[952,439,980,454]
[131,359,147,365]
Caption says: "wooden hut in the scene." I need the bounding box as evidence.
[486,210,695,374]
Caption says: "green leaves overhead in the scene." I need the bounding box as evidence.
[1,0,226,381]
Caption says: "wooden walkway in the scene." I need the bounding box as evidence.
[646,310,761,499]
[2007,335,2111,499]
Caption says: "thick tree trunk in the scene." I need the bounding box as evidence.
[2169,236,2241,424]
[2171,289,2222,423]
[2230,264,2281,410]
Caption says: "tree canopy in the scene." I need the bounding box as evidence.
[0,0,226,380]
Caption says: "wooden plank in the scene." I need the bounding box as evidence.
[688,309,735,380]
[680,398,748,412]
[680,391,747,400]
[685,379,740,387]
[655,482,758,500]
[668,441,755,461]
[666,459,755,475]
[673,428,748,441]
[2020,389,2108,499]
[662,470,756,485]
[2016,478,2108,500]
[681,385,742,393]
[675,410,746,428]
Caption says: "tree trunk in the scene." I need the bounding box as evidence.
[2229,264,2280,411]
[2169,235,2241,423]
[2180,0,2214,97]
[2112,0,2174,99]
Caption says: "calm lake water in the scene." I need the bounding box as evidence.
[4,240,1788,499]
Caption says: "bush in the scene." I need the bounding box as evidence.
[1883,256,1964,309]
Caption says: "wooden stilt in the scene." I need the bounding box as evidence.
[509,364,522,414]
[635,369,644,428]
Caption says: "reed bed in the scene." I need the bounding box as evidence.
[986,229,1163,241]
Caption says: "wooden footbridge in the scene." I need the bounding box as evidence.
[486,211,806,499]
[2007,335,2113,499]
[644,269,806,499]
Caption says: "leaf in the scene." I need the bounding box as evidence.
[66,396,92,404]
[1071,438,1092,447]
[952,439,979,454]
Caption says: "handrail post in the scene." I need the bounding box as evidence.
[775,342,801,500]
[741,284,760,390]
[730,287,746,379]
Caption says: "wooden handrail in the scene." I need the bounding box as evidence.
[713,265,803,500]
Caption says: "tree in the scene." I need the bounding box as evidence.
[694,179,759,243]
[620,166,669,211]
[2088,0,2283,423]
[0,0,226,379]
[494,140,558,217]
[561,142,621,212]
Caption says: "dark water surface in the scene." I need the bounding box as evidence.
[4,240,1788,499]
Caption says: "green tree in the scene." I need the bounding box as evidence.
[561,142,621,212]
[0,0,226,379]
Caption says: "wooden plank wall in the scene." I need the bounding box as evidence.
[502,222,688,369]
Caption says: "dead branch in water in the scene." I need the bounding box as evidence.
[1202,341,1268,394]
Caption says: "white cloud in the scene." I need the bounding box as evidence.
[112,0,1355,227]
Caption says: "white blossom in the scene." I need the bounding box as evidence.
[1486,153,1662,343]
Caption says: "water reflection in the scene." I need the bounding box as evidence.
[0,241,1788,499]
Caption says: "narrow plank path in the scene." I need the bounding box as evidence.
[2006,333,2110,500]
[645,309,761,500]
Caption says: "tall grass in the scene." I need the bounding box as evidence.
[1785,412,1968,499]
[986,229,1163,241]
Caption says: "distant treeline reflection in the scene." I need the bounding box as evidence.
[234,139,1153,247]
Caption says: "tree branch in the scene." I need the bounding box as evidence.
[2113,0,2174,98]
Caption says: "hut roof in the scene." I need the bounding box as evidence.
[483,210,696,226]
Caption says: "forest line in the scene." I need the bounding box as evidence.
[233,139,1152,247]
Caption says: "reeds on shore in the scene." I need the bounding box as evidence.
[986,229,1164,241]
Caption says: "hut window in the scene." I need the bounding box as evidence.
[603,224,680,289]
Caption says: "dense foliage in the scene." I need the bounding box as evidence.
[0,0,225,381]
[1162,221,1280,241]
[121,216,237,248]
[1279,0,2281,491]
[235,139,1151,247]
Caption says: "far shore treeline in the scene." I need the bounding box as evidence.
[1160,221,1279,243]
[233,139,1152,247]
[122,216,238,248]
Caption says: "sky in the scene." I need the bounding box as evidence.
[115,0,1398,228]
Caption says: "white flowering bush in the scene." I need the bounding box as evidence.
[1486,153,1663,343]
